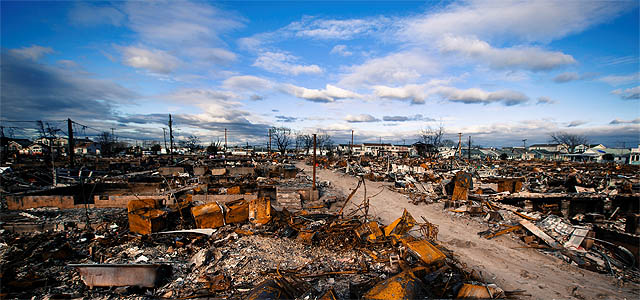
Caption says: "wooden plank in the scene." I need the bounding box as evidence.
[519,220,560,249]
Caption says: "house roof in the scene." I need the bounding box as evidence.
[530,143,561,147]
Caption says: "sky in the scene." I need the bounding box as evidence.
[1,0,639,148]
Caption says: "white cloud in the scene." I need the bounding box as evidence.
[69,2,125,27]
[183,47,237,65]
[400,0,629,44]
[436,87,529,106]
[339,50,438,87]
[222,75,272,91]
[287,16,390,40]
[345,114,379,123]
[439,35,575,71]
[373,84,431,104]
[554,72,580,83]
[253,51,323,75]
[597,72,640,86]
[120,46,181,74]
[9,45,53,60]
[330,45,353,56]
[282,84,361,103]
[612,86,640,100]
[536,96,557,105]
[610,118,640,125]
[124,0,244,47]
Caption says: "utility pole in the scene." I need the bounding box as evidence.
[162,128,167,154]
[110,127,116,155]
[268,129,272,155]
[224,128,228,152]
[468,136,471,161]
[0,125,5,164]
[168,114,174,160]
[68,119,75,168]
[313,133,317,191]
[350,130,354,156]
[457,133,462,157]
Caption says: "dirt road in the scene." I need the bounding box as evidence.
[298,162,639,300]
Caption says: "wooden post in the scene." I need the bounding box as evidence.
[68,118,75,168]
[313,134,317,190]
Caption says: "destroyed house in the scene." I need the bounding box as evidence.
[74,140,101,155]
[566,148,633,164]
[529,143,568,153]
[530,149,564,161]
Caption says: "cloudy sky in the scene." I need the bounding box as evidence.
[1,0,638,147]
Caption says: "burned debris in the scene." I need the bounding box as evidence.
[1,139,639,299]
[1,153,520,300]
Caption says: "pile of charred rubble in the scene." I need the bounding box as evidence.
[1,155,521,299]
[317,156,640,284]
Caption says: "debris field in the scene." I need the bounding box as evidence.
[1,153,639,299]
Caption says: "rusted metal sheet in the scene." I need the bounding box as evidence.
[497,178,524,193]
[128,210,167,235]
[249,197,272,225]
[401,238,446,267]
[227,186,241,195]
[70,264,162,288]
[296,231,316,245]
[224,199,249,224]
[211,168,227,176]
[318,289,337,300]
[362,269,426,300]
[456,283,503,298]
[192,202,225,229]
[452,172,472,201]
[355,221,383,242]
[245,278,293,300]
[384,209,416,237]
[127,199,166,235]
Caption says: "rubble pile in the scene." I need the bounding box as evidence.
[312,156,640,285]
[1,154,521,299]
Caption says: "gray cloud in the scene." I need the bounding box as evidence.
[1,51,138,122]
[69,2,126,27]
[536,96,557,104]
[567,120,587,127]
[115,113,271,143]
[382,114,433,122]
[275,115,298,123]
[610,118,640,125]
[9,45,54,61]
[553,72,580,83]
[344,114,380,123]
[437,87,529,106]
[612,86,640,100]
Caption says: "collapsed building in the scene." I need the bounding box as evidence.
[1,152,638,299]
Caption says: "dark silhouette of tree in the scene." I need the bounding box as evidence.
[549,132,588,153]
[271,127,292,154]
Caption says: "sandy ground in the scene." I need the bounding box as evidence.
[298,162,640,300]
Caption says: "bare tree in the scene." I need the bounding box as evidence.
[550,132,588,153]
[298,133,313,154]
[206,140,222,155]
[97,132,113,156]
[271,127,292,154]
[180,135,201,153]
[36,121,61,155]
[316,132,333,151]
[418,124,445,158]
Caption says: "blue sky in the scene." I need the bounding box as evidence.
[1,0,638,147]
